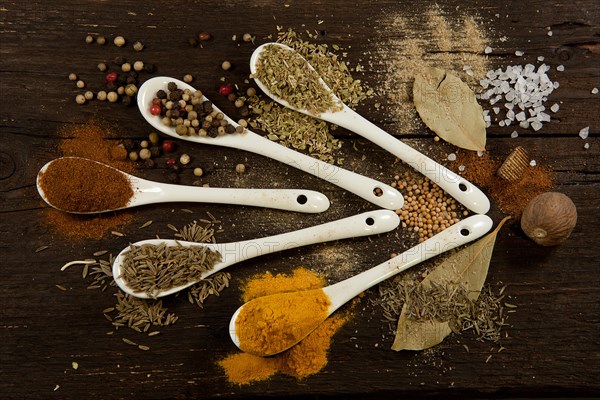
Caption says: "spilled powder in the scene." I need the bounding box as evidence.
[43,120,135,240]
[373,5,492,133]
[218,267,349,385]
[451,151,554,218]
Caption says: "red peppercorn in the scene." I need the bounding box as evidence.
[219,84,233,96]
[105,71,118,83]
[149,105,161,115]
[162,140,176,153]
[166,158,177,166]
[152,98,162,106]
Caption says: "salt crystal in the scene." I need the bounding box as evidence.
[477,151,484,157]
[556,65,565,72]
[547,30,553,36]
[485,46,493,54]
[530,160,537,167]
[499,120,505,127]
[531,121,543,131]
[592,87,599,95]
[507,110,515,120]
[519,121,530,129]
[493,107,500,115]
[516,111,527,121]
[466,69,474,77]
[537,56,545,62]
[515,50,524,57]
[579,126,589,139]
[553,81,560,89]
[550,103,560,113]
[584,143,590,150]
[504,119,512,126]
[458,165,466,172]
[511,131,519,138]
[447,153,457,161]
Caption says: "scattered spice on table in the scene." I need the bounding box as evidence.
[218,268,349,385]
[374,5,491,133]
[38,157,134,213]
[450,150,554,218]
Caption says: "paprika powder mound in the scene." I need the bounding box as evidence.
[38,157,134,213]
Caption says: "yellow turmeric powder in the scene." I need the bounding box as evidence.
[217,267,349,385]
[236,288,331,356]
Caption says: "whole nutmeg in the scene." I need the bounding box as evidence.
[520,192,577,246]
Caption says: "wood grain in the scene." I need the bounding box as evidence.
[0,1,598,399]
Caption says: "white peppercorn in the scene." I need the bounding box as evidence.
[246,87,257,97]
[97,62,107,72]
[183,74,193,83]
[133,61,144,72]
[75,94,86,105]
[85,35,94,44]
[97,91,107,101]
[84,91,94,100]
[179,154,191,165]
[114,36,126,47]
[193,167,203,177]
[76,80,85,89]
[117,86,125,95]
[139,148,151,160]
[68,73,77,81]
[129,151,139,161]
[133,41,144,51]
[107,91,119,103]
[235,163,246,174]
[242,33,253,42]
[96,35,106,45]
[125,84,137,97]
[121,62,131,72]
[221,60,232,71]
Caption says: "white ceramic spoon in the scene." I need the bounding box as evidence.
[137,77,404,210]
[229,214,493,356]
[37,157,329,214]
[250,43,490,215]
[112,209,400,299]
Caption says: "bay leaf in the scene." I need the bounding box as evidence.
[391,217,510,351]
[413,67,486,151]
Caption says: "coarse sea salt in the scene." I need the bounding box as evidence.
[584,143,590,150]
[447,153,457,161]
[592,87,599,95]
[550,103,560,113]
[557,65,565,72]
[530,160,537,167]
[511,131,519,138]
[485,46,493,54]
[579,126,589,139]
[515,50,524,57]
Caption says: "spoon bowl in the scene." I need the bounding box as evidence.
[229,214,493,356]
[250,43,490,215]
[37,157,330,214]
[112,209,401,299]
[137,77,404,210]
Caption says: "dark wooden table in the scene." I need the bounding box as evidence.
[1,1,599,399]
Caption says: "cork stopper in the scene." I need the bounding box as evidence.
[497,146,529,182]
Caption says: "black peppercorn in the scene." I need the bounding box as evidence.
[113,56,126,66]
[121,96,132,106]
[166,171,179,184]
[202,101,213,113]
[225,124,236,134]
[150,146,161,158]
[207,127,219,138]
[144,158,155,168]
[239,106,250,117]
[122,139,135,152]
[143,63,156,73]
[167,82,177,92]
[156,89,167,99]
[126,76,137,84]
[188,38,198,47]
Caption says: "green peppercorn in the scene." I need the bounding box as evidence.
[246,87,257,97]
[133,41,144,51]
[175,124,188,135]
[114,36,126,47]
[129,151,139,161]
[125,84,137,97]
[242,33,253,42]
[140,140,149,149]
[148,132,159,145]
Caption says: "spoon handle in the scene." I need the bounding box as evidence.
[326,107,490,214]
[323,214,493,312]
[130,178,330,213]
[232,132,404,210]
[213,209,400,270]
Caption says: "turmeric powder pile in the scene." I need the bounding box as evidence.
[236,288,331,356]
[218,268,349,385]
